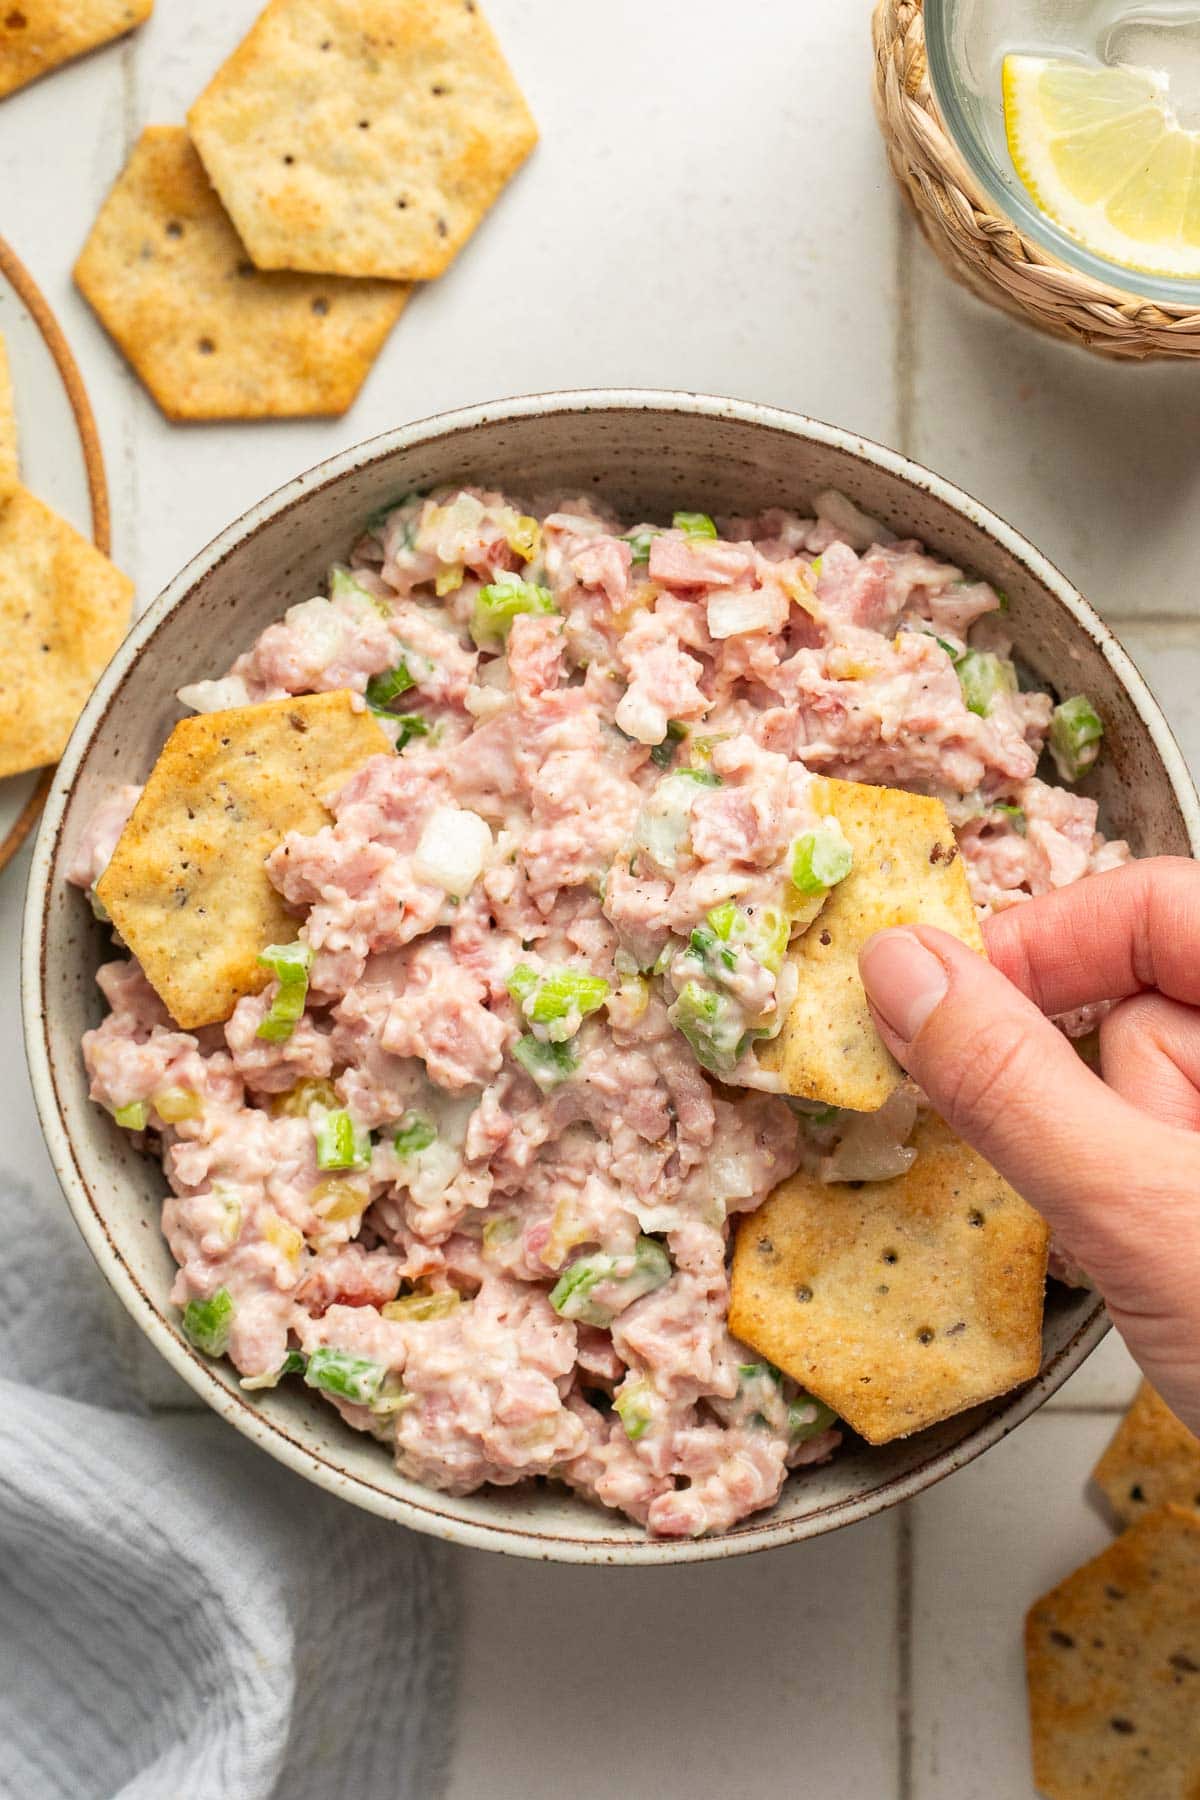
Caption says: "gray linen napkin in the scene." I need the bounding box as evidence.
[0,1174,460,1800]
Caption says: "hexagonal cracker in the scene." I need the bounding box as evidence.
[0,0,152,101]
[187,0,537,281]
[729,1112,1049,1443]
[74,127,409,421]
[1093,1381,1200,1529]
[1026,1505,1200,1799]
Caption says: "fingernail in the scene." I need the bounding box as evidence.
[859,929,949,1045]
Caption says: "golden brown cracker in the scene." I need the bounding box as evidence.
[0,0,151,100]
[74,127,409,421]
[1094,1381,1200,1529]
[1026,1505,1200,1800]
[0,486,132,778]
[188,0,538,281]
[757,777,984,1111]
[95,691,390,1029]
[0,331,17,498]
[729,1112,1049,1444]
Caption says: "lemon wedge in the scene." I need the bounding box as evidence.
[1003,54,1200,278]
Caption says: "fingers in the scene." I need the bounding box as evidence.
[1100,992,1200,1134]
[983,857,1200,1016]
[857,924,1200,1295]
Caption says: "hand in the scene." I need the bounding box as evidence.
[858,857,1200,1436]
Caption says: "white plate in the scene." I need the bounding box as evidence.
[0,236,109,870]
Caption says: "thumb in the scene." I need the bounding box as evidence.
[857,925,1200,1305]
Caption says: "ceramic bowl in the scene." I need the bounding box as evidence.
[22,391,1200,1564]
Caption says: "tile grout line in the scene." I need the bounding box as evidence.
[896,1505,914,1800]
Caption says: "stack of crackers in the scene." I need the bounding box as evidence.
[1024,1382,1200,1797]
[70,0,537,421]
[0,331,132,779]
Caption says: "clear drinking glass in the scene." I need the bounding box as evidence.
[924,0,1200,301]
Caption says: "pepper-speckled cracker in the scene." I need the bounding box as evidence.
[1093,1381,1200,1529]
[74,128,410,421]
[1026,1505,1200,1800]
[0,331,17,498]
[0,486,132,779]
[95,692,390,1029]
[187,0,538,281]
[756,777,984,1111]
[729,1112,1049,1444]
[0,0,151,100]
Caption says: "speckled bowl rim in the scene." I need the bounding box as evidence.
[22,390,1200,1564]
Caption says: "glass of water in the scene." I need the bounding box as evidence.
[924,0,1200,300]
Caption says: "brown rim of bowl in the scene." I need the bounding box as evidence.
[22,391,1200,1562]
[0,234,111,872]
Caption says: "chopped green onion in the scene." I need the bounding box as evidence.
[668,980,746,1075]
[934,635,961,660]
[707,900,738,940]
[506,963,539,1003]
[329,564,380,607]
[992,803,1027,835]
[471,573,557,647]
[393,713,430,752]
[625,530,659,566]
[507,964,610,1028]
[281,1347,307,1376]
[788,1394,838,1441]
[550,1237,672,1327]
[365,660,416,711]
[790,825,854,896]
[689,926,737,973]
[955,650,1017,719]
[255,939,313,1043]
[366,490,423,535]
[513,1034,578,1089]
[305,1345,404,1412]
[393,1111,437,1156]
[313,1108,371,1172]
[650,720,687,770]
[1048,695,1104,784]
[673,767,720,787]
[113,1100,149,1130]
[182,1287,234,1357]
[672,511,718,540]
[613,1377,655,1441]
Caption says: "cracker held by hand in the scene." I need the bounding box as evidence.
[0,487,132,779]
[188,0,538,282]
[757,776,983,1111]
[729,1112,1048,1443]
[75,128,410,421]
[0,0,151,100]
[0,331,17,498]
[1026,1505,1200,1799]
[95,692,390,1029]
[1093,1380,1200,1528]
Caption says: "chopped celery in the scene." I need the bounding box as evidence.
[365,660,416,711]
[992,802,1027,836]
[955,649,1016,719]
[650,720,687,770]
[393,713,430,752]
[304,1345,400,1410]
[313,1108,372,1172]
[672,511,718,540]
[668,980,746,1075]
[393,1111,437,1156]
[513,1034,578,1089]
[255,939,313,1043]
[549,1236,672,1327]
[790,824,854,896]
[329,564,380,607]
[182,1287,234,1357]
[788,1394,838,1441]
[1048,695,1103,784]
[471,572,556,647]
[625,530,659,566]
[382,1290,461,1322]
[613,1377,655,1441]
[113,1100,149,1130]
[507,964,610,1029]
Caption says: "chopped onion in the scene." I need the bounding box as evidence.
[813,489,894,553]
[822,1087,920,1183]
[412,805,492,897]
[177,674,251,714]
[706,586,787,640]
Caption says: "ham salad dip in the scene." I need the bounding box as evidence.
[72,487,1127,1538]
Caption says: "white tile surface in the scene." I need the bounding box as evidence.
[447,1514,901,1800]
[0,5,1197,1798]
[910,1414,1118,1800]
